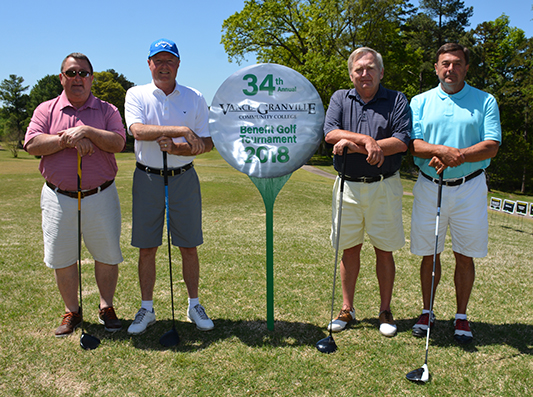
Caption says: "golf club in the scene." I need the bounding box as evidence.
[316,146,348,354]
[159,151,181,347]
[77,153,101,350]
[406,172,443,383]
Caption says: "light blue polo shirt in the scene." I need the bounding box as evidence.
[410,83,501,179]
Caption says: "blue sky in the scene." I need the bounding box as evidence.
[0,0,531,106]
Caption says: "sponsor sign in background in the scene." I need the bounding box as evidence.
[209,63,325,178]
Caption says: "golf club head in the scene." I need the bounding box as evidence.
[316,335,337,354]
[80,332,100,350]
[406,363,430,383]
[160,328,180,347]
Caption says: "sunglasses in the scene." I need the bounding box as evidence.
[62,70,92,78]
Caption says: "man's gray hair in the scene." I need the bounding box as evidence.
[348,47,384,75]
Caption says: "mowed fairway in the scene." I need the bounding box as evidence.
[0,148,532,396]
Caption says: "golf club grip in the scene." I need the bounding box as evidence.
[162,151,168,186]
[339,146,348,192]
[437,173,443,208]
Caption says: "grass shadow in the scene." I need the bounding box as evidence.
[84,318,328,352]
[371,317,533,355]
[85,317,533,356]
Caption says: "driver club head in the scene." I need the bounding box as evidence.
[316,335,337,354]
[80,332,100,350]
[406,363,430,383]
[160,328,180,347]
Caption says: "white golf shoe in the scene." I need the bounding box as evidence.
[127,308,156,335]
[187,304,214,331]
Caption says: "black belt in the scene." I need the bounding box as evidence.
[341,171,396,183]
[136,162,193,176]
[421,169,484,186]
[46,179,114,199]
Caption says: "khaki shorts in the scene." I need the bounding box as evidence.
[41,182,123,269]
[331,173,405,252]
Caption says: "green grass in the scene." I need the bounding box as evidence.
[0,148,532,396]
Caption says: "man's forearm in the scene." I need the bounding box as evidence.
[130,123,191,141]
[459,140,499,163]
[25,134,64,156]
[170,137,213,156]
[84,127,125,153]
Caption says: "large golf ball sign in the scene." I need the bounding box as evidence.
[209,64,325,178]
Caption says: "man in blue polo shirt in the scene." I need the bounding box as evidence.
[323,47,411,337]
[410,43,501,344]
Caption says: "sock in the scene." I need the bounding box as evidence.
[141,300,153,312]
[455,313,467,321]
[422,309,433,315]
[188,297,199,309]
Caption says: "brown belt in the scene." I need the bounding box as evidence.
[46,179,114,199]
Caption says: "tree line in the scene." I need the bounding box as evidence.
[1,0,532,193]
[221,0,533,194]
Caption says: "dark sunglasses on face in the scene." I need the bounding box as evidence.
[63,70,92,78]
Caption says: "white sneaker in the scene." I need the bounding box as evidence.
[187,304,214,331]
[127,308,156,335]
[327,308,356,332]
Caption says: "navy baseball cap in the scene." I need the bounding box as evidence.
[148,39,180,59]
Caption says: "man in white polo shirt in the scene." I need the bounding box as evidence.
[125,38,214,334]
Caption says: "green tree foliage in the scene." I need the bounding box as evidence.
[222,0,415,105]
[105,69,135,92]
[0,75,29,157]
[419,0,473,47]
[489,37,533,193]
[27,74,63,118]
[221,0,533,192]
[92,71,127,116]
[404,0,473,93]
[468,15,526,93]
[91,70,135,149]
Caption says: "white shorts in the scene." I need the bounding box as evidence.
[331,173,405,252]
[41,182,123,269]
[410,172,488,257]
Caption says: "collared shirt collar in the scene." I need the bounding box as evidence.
[437,82,470,100]
[150,80,181,97]
[58,90,98,111]
[348,84,386,105]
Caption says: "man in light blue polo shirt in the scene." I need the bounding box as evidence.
[409,43,501,344]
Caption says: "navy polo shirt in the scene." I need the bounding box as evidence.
[324,85,412,178]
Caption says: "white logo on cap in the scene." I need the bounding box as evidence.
[156,41,172,48]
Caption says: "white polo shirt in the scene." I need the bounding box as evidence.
[125,81,210,168]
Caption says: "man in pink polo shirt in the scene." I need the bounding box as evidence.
[24,52,126,338]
